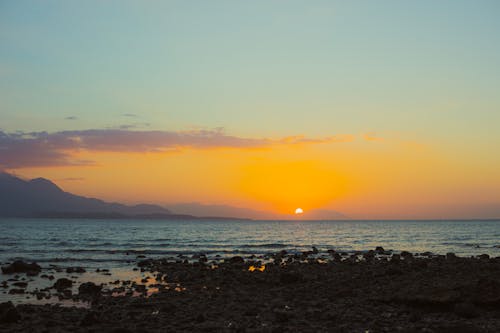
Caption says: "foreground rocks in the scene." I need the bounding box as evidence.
[1,261,41,275]
[1,251,500,332]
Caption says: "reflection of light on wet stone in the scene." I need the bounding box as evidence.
[248,265,266,272]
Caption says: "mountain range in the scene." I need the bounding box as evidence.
[0,172,346,220]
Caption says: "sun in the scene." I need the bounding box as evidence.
[295,208,304,215]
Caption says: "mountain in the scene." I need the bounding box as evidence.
[167,202,273,219]
[0,172,171,218]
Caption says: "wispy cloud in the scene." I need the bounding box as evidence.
[363,132,384,142]
[65,116,78,120]
[0,129,350,169]
[122,113,137,117]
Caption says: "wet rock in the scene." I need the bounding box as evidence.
[478,254,490,260]
[12,282,28,288]
[53,278,73,291]
[312,246,319,254]
[78,282,102,297]
[228,256,244,264]
[80,311,100,326]
[0,301,20,323]
[0,281,8,288]
[1,260,41,275]
[8,288,25,294]
[375,246,385,254]
[280,272,302,284]
[446,252,457,260]
[400,251,413,259]
[454,302,480,318]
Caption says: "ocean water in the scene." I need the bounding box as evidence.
[1,218,499,269]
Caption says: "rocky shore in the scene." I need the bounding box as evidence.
[1,249,500,332]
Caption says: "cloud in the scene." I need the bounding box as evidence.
[363,132,384,142]
[122,113,137,117]
[0,128,350,168]
[65,116,78,120]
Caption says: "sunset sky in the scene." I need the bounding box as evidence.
[1,1,500,219]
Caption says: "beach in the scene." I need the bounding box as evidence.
[1,248,500,332]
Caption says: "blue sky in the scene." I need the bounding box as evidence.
[1,1,500,218]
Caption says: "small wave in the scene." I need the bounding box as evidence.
[239,243,290,248]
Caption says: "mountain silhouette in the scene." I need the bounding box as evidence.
[0,172,171,218]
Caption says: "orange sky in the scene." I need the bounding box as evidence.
[9,132,500,219]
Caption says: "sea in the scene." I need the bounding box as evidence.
[1,218,499,305]
[1,218,499,269]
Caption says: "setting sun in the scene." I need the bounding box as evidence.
[295,208,304,215]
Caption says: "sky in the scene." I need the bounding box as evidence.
[1,0,500,219]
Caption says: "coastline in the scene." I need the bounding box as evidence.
[1,248,500,332]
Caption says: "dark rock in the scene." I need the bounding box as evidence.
[375,246,385,254]
[12,282,27,288]
[273,309,292,323]
[78,282,102,297]
[312,246,319,254]
[0,302,20,323]
[280,272,302,284]
[1,261,41,275]
[8,288,24,294]
[228,256,244,264]
[400,251,413,259]
[478,254,490,260]
[53,278,72,291]
[80,311,100,326]
[446,252,457,260]
[454,302,480,318]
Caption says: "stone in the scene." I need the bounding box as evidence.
[454,302,480,319]
[78,282,102,297]
[1,261,41,275]
[8,288,24,294]
[375,246,385,254]
[53,278,72,291]
[0,302,20,323]
[228,256,244,264]
[12,282,28,288]
[446,252,457,260]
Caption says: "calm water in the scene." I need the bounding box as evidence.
[1,218,499,269]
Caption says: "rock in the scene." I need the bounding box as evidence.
[80,311,100,326]
[391,254,401,262]
[12,282,28,288]
[0,281,8,288]
[280,272,302,284]
[446,252,457,260]
[273,309,292,323]
[53,278,72,291]
[1,261,41,275]
[375,246,385,254]
[312,246,319,254]
[400,251,413,259]
[478,254,490,260]
[0,302,20,323]
[78,282,102,297]
[454,302,480,318]
[8,288,24,294]
[228,256,244,264]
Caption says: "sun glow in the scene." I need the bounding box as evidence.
[295,208,303,215]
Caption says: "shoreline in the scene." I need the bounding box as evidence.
[1,248,500,332]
